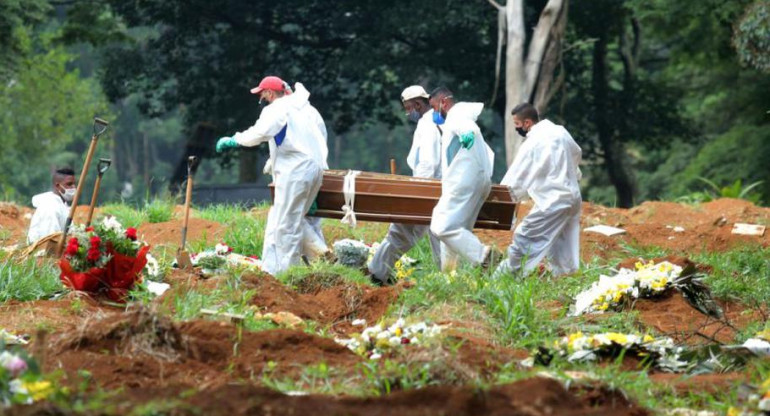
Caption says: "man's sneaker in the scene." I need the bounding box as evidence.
[369,274,395,287]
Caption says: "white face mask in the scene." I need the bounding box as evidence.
[61,187,76,202]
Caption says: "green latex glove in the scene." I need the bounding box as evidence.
[216,136,239,153]
[458,131,475,149]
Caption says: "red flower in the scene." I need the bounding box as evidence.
[68,237,79,246]
[248,255,259,260]
[401,337,411,345]
[90,236,101,246]
[125,227,138,241]
[65,243,79,256]
[87,247,101,261]
[85,226,95,232]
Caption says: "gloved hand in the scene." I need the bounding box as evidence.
[216,136,239,153]
[262,158,274,175]
[458,131,475,149]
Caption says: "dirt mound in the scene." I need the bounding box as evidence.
[477,198,770,262]
[244,273,400,334]
[0,202,32,243]
[0,296,112,335]
[174,376,647,416]
[138,218,225,247]
[48,308,361,390]
[616,255,713,274]
[633,291,762,345]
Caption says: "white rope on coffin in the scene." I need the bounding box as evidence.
[341,170,361,227]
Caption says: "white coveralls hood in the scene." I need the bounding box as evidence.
[233,82,329,275]
[496,119,582,277]
[27,191,69,244]
[429,102,494,271]
[368,108,443,282]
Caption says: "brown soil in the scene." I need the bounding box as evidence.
[243,273,400,334]
[47,308,362,391]
[138,218,226,247]
[0,202,32,244]
[14,376,645,416]
[633,291,762,345]
[648,373,745,395]
[178,377,647,416]
[477,198,770,262]
[0,295,114,335]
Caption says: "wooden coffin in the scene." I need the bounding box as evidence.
[269,170,517,230]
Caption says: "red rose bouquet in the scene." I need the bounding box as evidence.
[58,217,151,302]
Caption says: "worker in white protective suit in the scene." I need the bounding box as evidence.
[493,102,582,278]
[27,168,77,244]
[216,76,329,275]
[367,85,442,285]
[428,87,496,271]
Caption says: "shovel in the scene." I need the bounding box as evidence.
[85,158,112,227]
[176,156,198,269]
[57,117,110,256]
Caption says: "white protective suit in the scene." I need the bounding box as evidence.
[233,82,328,275]
[429,103,495,270]
[495,119,582,277]
[27,191,69,244]
[368,109,442,282]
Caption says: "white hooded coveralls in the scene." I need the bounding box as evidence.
[233,83,328,275]
[429,103,495,270]
[368,109,442,281]
[27,191,69,244]
[495,119,582,277]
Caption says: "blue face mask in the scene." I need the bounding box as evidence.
[407,110,421,123]
[432,110,445,125]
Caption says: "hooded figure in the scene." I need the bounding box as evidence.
[368,86,442,285]
[216,77,329,275]
[27,168,76,244]
[494,102,582,277]
[428,87,495,270]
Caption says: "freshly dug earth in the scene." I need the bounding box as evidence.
[633,291,761,345]
[0,295,113,335]
[243,273,400,334]
[47,308,362,390]
[138,218,225,247]
[477,198,770,261]
[179,376,647,416]
[0,202,32,243]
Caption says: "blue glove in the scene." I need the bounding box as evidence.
[216,136,239,153]
[458,132,475,149]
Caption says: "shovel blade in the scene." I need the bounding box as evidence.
[176,250,193,270]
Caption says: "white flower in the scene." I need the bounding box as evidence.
[144,253,160,280]
[215,243,231,255]
[102,216,124,233]
[369,353,382,360]
[388,336,402,347]
[351,319,366,326]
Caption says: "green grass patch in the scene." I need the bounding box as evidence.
[0,255,62,302]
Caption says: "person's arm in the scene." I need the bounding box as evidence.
[232,105,287,147]
[413,121,442,178]
[500,143,545,202]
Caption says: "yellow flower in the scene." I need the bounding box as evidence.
[761,377,770,393]
[634,261,644,270]
[21,380,54,401]
[605,333,629,345]
[643,334,654,343]
[726,407,741,416]
[394,327,403,336]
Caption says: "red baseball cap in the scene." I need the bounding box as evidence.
[250,76,286,94]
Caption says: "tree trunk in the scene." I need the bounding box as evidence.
[592,35,635,208]
[499,0,569,166]
[503,0,526,166]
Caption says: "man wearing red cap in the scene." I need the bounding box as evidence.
[216,76,328,275]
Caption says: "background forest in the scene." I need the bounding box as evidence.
[1,0,768,208]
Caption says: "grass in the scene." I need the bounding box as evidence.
[0,254,62,302]
[4,200,770,413]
